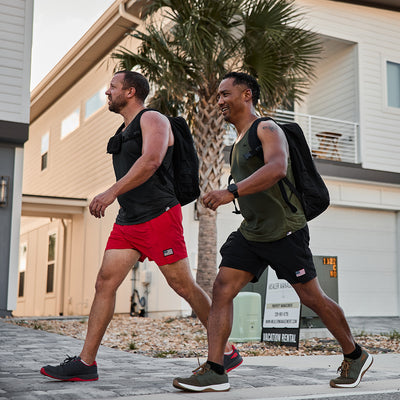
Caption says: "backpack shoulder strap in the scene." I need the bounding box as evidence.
[244,117,273,160]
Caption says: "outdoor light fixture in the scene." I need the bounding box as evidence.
[0,176,9,207]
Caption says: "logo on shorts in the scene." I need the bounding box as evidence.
[163,248,174,257]
[296,268,306,277]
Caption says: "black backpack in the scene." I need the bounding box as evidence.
[108,108,200,206]
[160,115,200,206]
[231,117,330,221]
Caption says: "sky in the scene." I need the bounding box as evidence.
[30,0,115,90]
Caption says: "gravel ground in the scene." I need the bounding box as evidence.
[7,314,400,358]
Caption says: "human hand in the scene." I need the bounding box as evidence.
[89,189,116,218]
[202,189,234,211]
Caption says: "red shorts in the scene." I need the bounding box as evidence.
[105,204,188,266]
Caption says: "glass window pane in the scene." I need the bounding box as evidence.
[19,244,27,272]
[41,133,49,154]
[48,233,56,262]
[61,108,80,138]
[387,61,400,108]
[46,264,54,293]
[41,153,48,171]
[18,271,25,297]
[85,87,106,119]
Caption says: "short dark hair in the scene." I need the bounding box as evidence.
[222,72,260,106]
[115,70,150,102]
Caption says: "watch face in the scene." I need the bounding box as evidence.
[228,184,239,197]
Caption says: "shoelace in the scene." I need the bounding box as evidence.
[61,355,78,366]
[192,362,208,375]
[337,359,351,377]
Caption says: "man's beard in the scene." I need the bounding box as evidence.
[108,95,127,113]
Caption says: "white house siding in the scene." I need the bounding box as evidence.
[303,38,358,123]
[0,0,32,124]
[297,0,400,172]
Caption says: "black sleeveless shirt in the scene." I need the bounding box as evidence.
[109,110,178,225]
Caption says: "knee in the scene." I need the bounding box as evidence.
[301,292,337,314]
[171,282,191,299]
[165,274,194,300]
[212,278,237,303]
[94,271,117,295]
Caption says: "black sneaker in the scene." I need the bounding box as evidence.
[40,355,98,381]
[224,345,243,372]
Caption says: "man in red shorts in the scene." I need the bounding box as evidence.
[40,71,242,381]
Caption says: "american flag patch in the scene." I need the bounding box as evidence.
[296,268,306,277]
[163,248,174,257]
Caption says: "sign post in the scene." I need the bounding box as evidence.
[262,267,301,348]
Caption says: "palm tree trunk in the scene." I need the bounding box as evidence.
[193,98,225,297]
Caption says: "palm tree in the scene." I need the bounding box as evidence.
[112,0,322,297]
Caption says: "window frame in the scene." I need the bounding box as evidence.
[40,132,49,171]
[383,56,400,115]
[46,232,57,294]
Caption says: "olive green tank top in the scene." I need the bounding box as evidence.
[231,130,306,242]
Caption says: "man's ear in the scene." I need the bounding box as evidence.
[126,87,136,98]
[243,88,253,103]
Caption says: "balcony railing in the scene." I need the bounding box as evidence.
[223,110,359,164]
[272,109,360,164]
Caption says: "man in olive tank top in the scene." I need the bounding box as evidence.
[173,73,372,393]
[41,71,242,382]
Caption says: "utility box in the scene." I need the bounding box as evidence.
[229,292,262,342]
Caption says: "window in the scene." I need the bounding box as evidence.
[18,243,27,297]
[46,233,56,293]
[85,87,106,119]
[41,132,49,171]
[61,108,80,139]
[387,61,400,108]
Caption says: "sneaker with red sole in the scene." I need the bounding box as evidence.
[223,345,243,372]
[40,355,98,381]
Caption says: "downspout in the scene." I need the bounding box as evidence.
[60,219,68,316]
[118,0,143,26]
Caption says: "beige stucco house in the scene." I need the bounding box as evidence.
[15,0,400,319]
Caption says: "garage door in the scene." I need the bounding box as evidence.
[308,206,398,317]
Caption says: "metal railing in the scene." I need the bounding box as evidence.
[272,109,360,164]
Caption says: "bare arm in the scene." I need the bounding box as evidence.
[89,111,171,218]
[203,120,288,210]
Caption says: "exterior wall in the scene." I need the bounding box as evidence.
[297,0,400,172]
[0,0,33,124]
[23,59,119,198]
[0,0,33,316]
[302,39,358,123]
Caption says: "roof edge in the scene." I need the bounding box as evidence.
[30,0,144,123]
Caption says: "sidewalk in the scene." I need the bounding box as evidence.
[0,317,399,400]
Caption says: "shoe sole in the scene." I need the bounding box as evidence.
[173,379,230,392]
[330,354,374,388]
[225,358,243,373]
[40,368,98,382]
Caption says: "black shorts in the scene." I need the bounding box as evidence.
[219,226,316,284]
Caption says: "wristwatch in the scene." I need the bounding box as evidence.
[227,183,239,198]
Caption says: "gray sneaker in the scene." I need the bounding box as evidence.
[173,362,230,392]
[330,349,373,388]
